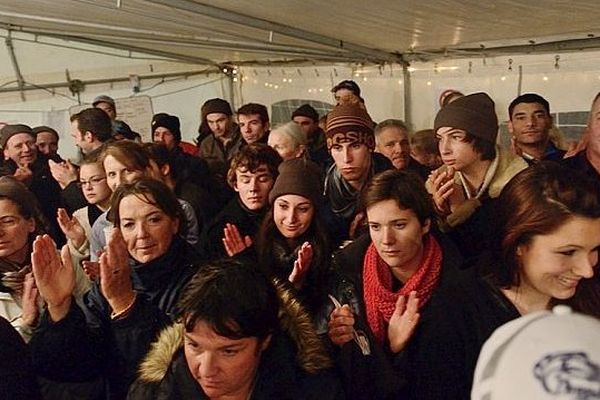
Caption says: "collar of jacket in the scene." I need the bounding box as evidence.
[136,278,331,384]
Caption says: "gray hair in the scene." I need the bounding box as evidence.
[374,119,410,145]
[271,121,307,150]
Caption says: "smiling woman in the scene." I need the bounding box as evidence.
[0,176,89,341]
[410,162,600,399]
[28,178,204,399]
[255,158,332,316]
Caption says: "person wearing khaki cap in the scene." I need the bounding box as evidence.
[92,95,117,120]
[0,124,66,245]
[425,92,527,263]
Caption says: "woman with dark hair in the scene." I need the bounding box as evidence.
[89,141,199,263]
[0,176,89,340]
[410,162,600,399]
[29,178,203,399]
[323,169,463,399]
[129,258,342,399]
[223,158,332,316]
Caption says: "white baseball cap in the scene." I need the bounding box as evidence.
[472,305,600,399]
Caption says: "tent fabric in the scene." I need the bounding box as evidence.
[0,1,598,66]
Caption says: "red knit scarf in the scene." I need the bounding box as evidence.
[363,234,443,345]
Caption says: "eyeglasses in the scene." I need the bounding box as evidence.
[78,176,106,188]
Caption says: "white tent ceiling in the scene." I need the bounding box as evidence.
[0,0,599,68]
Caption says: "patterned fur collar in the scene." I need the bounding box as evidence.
[137,278,331,383]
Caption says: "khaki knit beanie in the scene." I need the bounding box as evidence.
[0,124,34,149]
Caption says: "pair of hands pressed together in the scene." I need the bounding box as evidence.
[30,229,136,322]
[222,223,313,288]
[328,291,421,354]
[428,166,458,216]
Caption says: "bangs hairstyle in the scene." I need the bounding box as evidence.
[100,140,150,172]
[108,178,183,234]
[492,162,600,288]
[226,143,282,189]
[176,259,279,340]
[456,131,496,161]
[360,169,435,227]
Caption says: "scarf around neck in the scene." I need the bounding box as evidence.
[0,256,31,307]
[324,161,372,220]
[363,234,443,345]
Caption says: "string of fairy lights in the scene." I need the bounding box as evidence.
[230,53,600,92]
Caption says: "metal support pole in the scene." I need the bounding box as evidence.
[227,72,235,110]
[5,30,26,101]
[517,65,523,96]
[402,63,412,127]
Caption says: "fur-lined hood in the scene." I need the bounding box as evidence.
[137,279,331,384]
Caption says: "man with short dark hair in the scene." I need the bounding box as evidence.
[291,104,330,168]
[70,108,113,155]
[508,93,565,164]
[201,143,282,260]
[374,119,430,180]
[237,103,270,144]
[51,108,114,212]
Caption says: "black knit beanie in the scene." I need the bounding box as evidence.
[152,113,181,142]
[291,104,319,122]
[201,98,233,120]
[434,92,498,143]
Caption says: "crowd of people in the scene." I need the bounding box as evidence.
[0,81,599,399]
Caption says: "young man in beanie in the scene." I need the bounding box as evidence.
[324,104,392,243]
[152,112,197,155]
[0,124,65,244]
[426,92,527,263]
[33,126,62,162]
[508,93,565,164]
[291,104,330,169]
[151,113,214,206]
[198,98,243,185]
[237,103,270,145]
